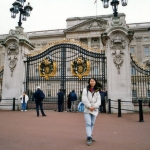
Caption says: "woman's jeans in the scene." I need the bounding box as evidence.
[84,113,96,137]
[21,102,27,110]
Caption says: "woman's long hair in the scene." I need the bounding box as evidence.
[87,78,100,91]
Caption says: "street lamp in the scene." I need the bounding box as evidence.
[101,0,128,17]
[148,26,150,34]
[10,0,33,26]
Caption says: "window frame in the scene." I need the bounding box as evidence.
[144,46,149,56]
[130,47,134,55]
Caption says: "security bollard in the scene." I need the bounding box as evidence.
[13,98,15,111]
[118,99,121,117]
[138,100,144,122]
[108,99,111,114]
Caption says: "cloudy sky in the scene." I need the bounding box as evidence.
[0,0,150,34]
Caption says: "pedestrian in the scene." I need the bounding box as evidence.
[20,92,29,111]
[33,86,46,117]
[70,90,77,112]
[82,77,101,146]
[99,89,107,113]
[57,89,64,112]
[67,92,71,112]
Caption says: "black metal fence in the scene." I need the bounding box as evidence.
[25,43,107,110]
[130,55,150,105]
[107,99,150,122]
[0,98,18,111]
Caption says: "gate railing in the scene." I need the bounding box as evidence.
[130,55,150,105]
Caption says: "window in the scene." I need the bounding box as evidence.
[80,39,87,45]
[130,47,134,55]
[132,90,137,97]
[80,39,87,42]
[144,47,149,56]
[147,90,150,98]
[94,66,98,75]
[57,68,61,72]
[67,68,71,71]
[48,54,52,59]
[92,38,99,43]
[144,37,149,41]
[47,89,51,97]
[35,69,39,76]
[131,67,136,75]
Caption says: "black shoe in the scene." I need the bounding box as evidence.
[86,137,96,142]
[42,114,46,116]
[37,115,39,117]
[86,137,92,146]
[92,139,96,142]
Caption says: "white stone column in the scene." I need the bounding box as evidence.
[99,37,104,50]
[1,26,34,110]
[87,37,91,48]
[105,33,134,113]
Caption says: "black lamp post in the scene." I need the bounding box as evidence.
[148,27,150,39]
[10,0,33,27]
[101,0,128,17]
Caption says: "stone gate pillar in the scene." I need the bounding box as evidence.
[101,16,134,113]
[1,26,34,110]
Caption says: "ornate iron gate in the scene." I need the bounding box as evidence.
[131,55,150,105]
[25,40,106,110]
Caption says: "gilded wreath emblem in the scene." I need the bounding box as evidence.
[71,56,90,80]
[39,57,57,80]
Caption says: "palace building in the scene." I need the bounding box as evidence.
[0,13,150,112]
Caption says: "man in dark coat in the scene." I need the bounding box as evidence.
[34,86,46,117]
[70,90,77,112]
[67,92,71,112]
[57,89,64,112]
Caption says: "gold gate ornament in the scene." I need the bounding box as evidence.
[71,56,90,80]
[39,57,57,80]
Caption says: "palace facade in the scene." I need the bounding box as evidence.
[0,13,150,112]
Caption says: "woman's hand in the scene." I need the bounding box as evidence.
[89,107,95,111]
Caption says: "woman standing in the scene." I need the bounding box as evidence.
[82,78,101,146]
[20,92,29,111]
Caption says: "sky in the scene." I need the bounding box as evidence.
[0,0,150,35]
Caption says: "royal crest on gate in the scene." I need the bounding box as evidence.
[39,57,57,80]
[71,56,90,80]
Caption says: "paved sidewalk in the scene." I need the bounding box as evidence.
[0,110,150,150]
